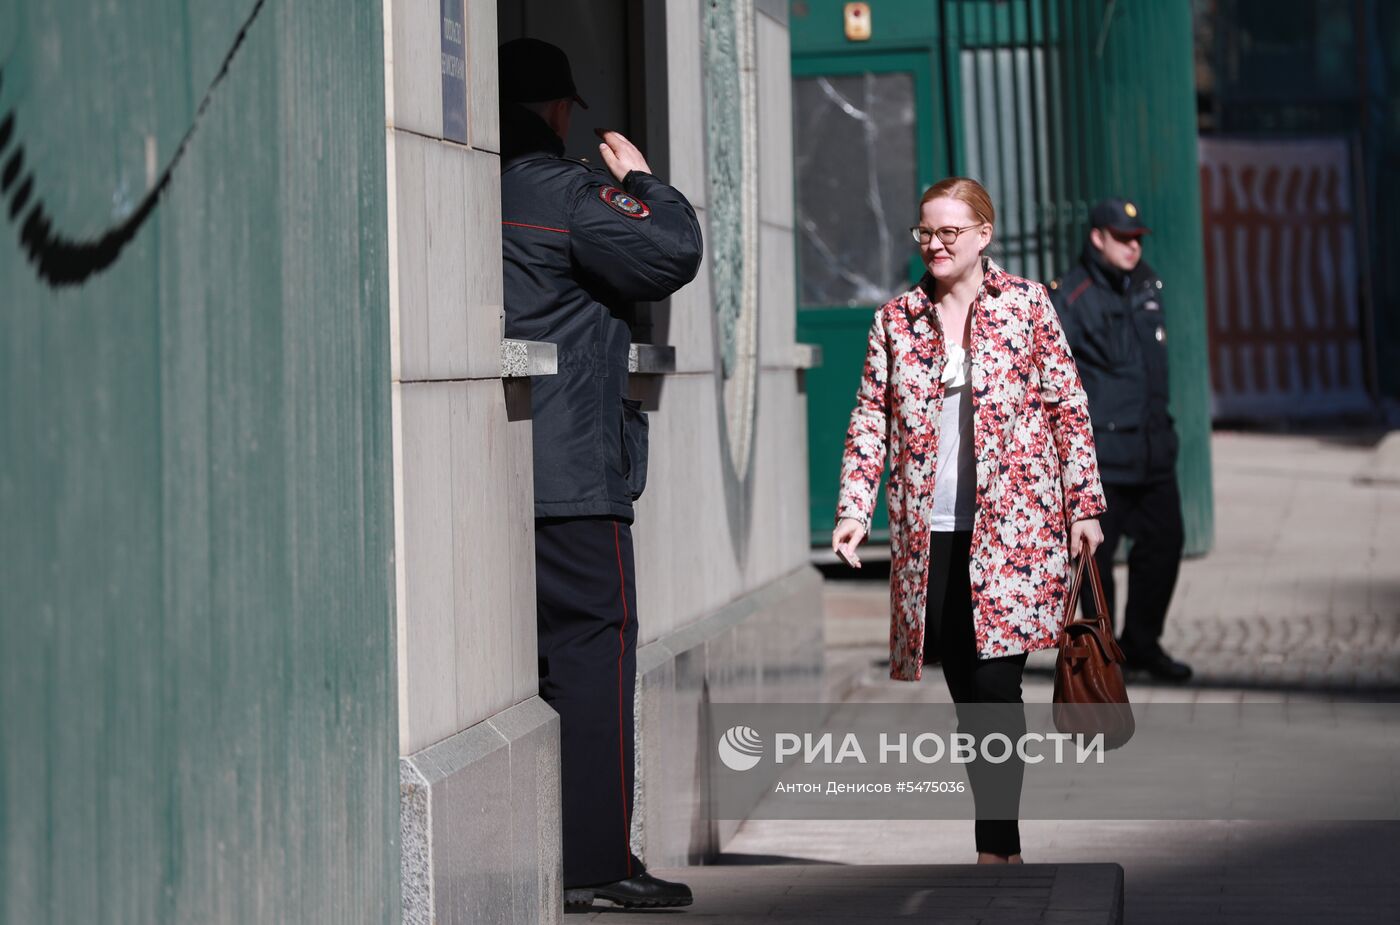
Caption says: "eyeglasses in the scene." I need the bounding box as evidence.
[909,223,984,246]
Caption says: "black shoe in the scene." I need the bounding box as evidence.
[1123,645,1193,682]
[564,871,694,909]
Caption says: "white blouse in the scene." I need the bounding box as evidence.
[930,342,976,532]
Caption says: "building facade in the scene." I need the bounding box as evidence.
[790,0,1215,554]
[1195,0,1400,421]
[0,0,819,922]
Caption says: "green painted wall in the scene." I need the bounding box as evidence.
[1051,0,1215,555]
[0,1,399,923]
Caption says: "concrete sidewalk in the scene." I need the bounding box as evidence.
[826,430,1400,695]
[576,864,1123,923]
[718,431,1400,924]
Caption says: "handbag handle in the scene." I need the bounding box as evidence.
[1060,545,1111,632]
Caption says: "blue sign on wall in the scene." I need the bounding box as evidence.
[441,0,468,143]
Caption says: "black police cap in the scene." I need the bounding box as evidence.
[498,38,589,109]
[1090,197,1150,236]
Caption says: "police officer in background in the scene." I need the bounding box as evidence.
[1050,199,1192,683]
[499,38,703,909]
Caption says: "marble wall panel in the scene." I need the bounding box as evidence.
[387,0,443,137]
[425,142,470,380]
[757,13,794,229]
[432,730,512,924]
[630,396,678,638]
[632,373,742,645]
[765,576,825,705]
[504,382,539,706]
[391,131,431,381]
[400,699,561,925]
[636,644,714,870]
[465,0,500,152]
[744,369,812,587]
[666,0,705,209]
[643,386,692,643]
[667,215,718,375]
[758,223,796,368]
[631,568,824,866]
[755,0,789,25]
[460,150,506,377]
[399,379,533,751]
[392,143,502,384]
[632,562,817,867]
[492,700,563,924]
[398,381,458,752]
[633,647,676,863]
[785,372,814,566]
[450,381,516,731]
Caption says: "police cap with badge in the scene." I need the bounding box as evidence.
[1090,197,1151,237]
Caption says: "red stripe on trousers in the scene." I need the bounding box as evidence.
[612,523,633,877]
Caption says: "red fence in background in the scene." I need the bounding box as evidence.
[1198,137,1370,419]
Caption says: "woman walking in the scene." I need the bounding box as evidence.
[832,177,1106,863]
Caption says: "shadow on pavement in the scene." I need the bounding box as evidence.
[1117,819,1400,924]
[1020,662,1400,701]
[712,852,843,866]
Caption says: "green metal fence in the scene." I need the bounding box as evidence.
[793,0,1214,555]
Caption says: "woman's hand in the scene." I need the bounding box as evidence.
[832,518,867,569]
[1069,518,1104,559]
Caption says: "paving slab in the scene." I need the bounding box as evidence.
[568,863,1123,923]
[740,432,1400,924]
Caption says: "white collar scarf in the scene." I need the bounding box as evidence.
[941,342,970,388]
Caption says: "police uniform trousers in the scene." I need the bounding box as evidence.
[535,517,640,888]
[923,530,1028,857]
[1084,475,1185,658]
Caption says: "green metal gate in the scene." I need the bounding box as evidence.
[793,0,1213,555]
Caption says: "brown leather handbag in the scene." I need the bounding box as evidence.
[1052,552,1135,749]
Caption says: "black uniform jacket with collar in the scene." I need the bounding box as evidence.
[501,104,703,521]
[1049,244,1177,486]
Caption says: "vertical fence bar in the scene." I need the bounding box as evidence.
[1044,0,1068,275]
[1012,2,1035,279]
[1023,1,1044,279]
[967,1,987,195]
[993,5,1012,270]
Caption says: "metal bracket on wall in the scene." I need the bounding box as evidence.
[793,343,823,369]
[628,343,677,375]
[500,339,557,378]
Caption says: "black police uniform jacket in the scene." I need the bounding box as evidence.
[501,105,703,522]
[1049,246,1177,486]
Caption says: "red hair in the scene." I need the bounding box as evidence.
[920,177,996,227]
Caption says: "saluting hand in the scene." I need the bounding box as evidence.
[595,129,652,183]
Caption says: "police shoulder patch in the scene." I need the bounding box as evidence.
[600,186,650,219]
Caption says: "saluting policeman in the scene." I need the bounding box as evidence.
[498,38,703,909]
[1049,199,1192,683]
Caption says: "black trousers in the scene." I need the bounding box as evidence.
[923,530,1028,856]
[1085,476,1185,657]
[535,517,639,888]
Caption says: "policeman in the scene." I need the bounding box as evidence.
[498,38,703,908]
[1049,198,1192,683]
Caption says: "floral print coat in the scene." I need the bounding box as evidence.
[837,259,1106,681]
